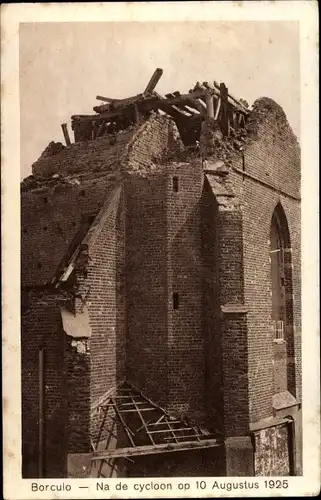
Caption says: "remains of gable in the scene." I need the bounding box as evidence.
[126,114,189,173]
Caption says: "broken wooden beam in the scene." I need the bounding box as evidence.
[148,427,194,434]
[164,435,202,441]
[213,81,249,113]
[205,93,214,119]
[75,89,247,125]
[96,95,121,103]
[187,97,206,115]
[164,418,179,443]
[134,104,140,124]
[93,93,145,114]
[146,420,181,427]
[220,83,230,136]
[214,98,221,121]
[61,123,71,146]
[72,109,128,124]
[116,408,157,413]
[92,438,223,460]
[144,68,163,94]
[111,398,136,446]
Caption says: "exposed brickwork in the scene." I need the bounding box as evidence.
[21,291,68,478]
[126,174,169,406]
[166,161,205,420]
[65,336,91,454]
[225,98,301,423]
[273,342,288,393]
[32,129,135,178]
[85,187,126,441]
[21,178,117,286]
[202,181,224,431]
[21,99,301,478]
[127,114,187,171]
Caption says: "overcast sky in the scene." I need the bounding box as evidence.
[20,21,299,179]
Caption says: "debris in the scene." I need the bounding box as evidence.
[71,70,250,146]
[71,339,88,354]
[39,141,65,159]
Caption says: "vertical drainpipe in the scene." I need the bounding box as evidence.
[205,92,214,119]
[38,348,45,478]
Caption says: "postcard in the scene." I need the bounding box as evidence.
[1,2,319,498]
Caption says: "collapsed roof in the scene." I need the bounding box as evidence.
[66,68,250,147]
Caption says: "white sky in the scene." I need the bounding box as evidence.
[20,21,300,179]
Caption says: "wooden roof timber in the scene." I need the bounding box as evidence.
[93,381,223,462]
[96,95,122,103]
[72,91,247,126]
[144,68,163,94]
[93,93,145,114]
[94,69,164,113]
[93,77,249,114]
[92,438,223,460]
[92,87,248,117]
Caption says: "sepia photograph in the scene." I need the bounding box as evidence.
[1,2,319,497]
[19,19,303,480]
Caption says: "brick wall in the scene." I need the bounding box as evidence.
[125,174,169,406]
[31,130,135,178]
[21,183,126,474]
[216,207,249,437]
[21,102,301,477]
[245,98,300,200]
[21,177,117,286]
[65,336,91,455]
[126,158,206,420]
[21,115,188,477]
[227,98,301,423]
[82,187,126,442]
[21,291,68,478]
[166,161,205,420]
[202,180,224,432]
[127,114,186,172]
[281,198,301,401]
[273,341,288,393]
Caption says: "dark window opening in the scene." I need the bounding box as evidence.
[270,209,289,341]
[173,176,179,193]
[173,292,179,310]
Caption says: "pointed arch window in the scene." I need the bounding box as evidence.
[270,209,287,340]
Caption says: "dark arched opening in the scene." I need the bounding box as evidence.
[270,203,296,396]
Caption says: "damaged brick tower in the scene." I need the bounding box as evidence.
[21,70,301,478]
